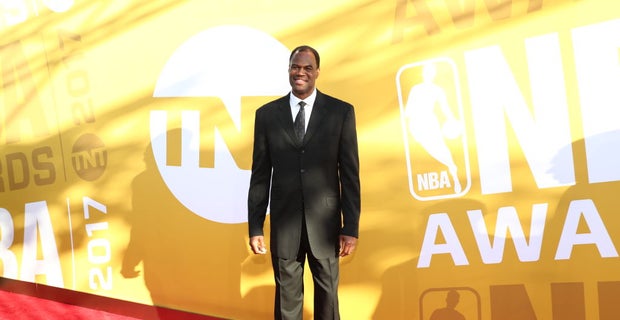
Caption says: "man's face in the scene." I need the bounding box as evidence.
[288,50,320,99]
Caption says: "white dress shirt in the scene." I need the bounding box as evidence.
[289,89,317,130]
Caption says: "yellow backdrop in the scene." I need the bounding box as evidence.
[0,0,619,319]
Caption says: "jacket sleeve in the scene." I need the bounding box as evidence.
[247,108,271,237]
[338,104,361,238]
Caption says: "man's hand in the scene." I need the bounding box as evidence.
[339,235,357,257]
[249,235,267,254]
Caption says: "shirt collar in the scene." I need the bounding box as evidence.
[290,89,317,108]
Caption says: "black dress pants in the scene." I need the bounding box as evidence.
[271,218,340,320]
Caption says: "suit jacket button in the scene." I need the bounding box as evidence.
[300,169,305,173]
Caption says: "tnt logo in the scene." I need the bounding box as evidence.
[397,58,471,201]
[71,133,107,181]
[150,25,290,223]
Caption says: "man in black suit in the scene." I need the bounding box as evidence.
[248,45,360,320]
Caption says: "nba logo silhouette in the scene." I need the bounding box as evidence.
[397,58,471,200]
[420,288,481,320]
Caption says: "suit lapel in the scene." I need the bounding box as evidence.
[276,91,327,147]
[275,94,300,146]
[303,91,326,145]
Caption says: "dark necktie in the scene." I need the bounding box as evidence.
[294,101,306,142]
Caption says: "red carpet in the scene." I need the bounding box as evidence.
[0,278,225,320]
[0,290,140,320]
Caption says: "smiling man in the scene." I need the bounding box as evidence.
[247,45,361,320]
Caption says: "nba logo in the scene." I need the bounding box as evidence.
[397,58,471,200]
[420,288,480,320]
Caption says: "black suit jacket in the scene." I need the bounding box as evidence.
[248,90,360,259]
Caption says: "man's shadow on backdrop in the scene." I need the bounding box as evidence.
[120,129,274,319]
